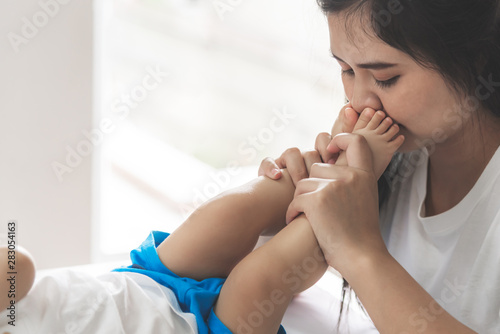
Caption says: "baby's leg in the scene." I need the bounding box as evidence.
[214,214,328,334]
[157,171,295,281]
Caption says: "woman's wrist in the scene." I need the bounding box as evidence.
[337,245,477,333]
[339,245,393,284]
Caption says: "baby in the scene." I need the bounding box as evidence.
[116,107,404,334]
[1,107,404,334]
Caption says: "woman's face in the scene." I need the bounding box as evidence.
[327,13,470,152]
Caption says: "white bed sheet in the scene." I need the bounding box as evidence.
[0,263,378,333]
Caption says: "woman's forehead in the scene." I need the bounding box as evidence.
[327,13,409,65]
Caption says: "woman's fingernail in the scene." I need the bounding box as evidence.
[272,169,281,177]
[328,158,335,164]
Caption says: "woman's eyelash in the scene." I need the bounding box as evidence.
[375,75,400,88]
[341,69,400,88]
[341,69,354,77]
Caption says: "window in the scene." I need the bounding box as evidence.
[93,0,344,262]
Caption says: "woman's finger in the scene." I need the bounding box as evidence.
[288,177,337,223]
[277,147,309,186]
[308,163,358,180]
[314,132,337,164]
[292,177,322,199]
[302,150,322,175]
[286,193,309,224]
[340,106,359,133]
[330,103,358,137]
[327,133,374,172]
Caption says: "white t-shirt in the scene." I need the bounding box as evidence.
[380,147,500,333]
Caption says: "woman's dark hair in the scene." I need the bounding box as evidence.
[316,0,500,330]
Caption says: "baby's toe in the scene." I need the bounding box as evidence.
[389,133,405,150]
[353,108,375,131]
[384,123,401,140]
[367,110,386,130]
[376,117,393,134]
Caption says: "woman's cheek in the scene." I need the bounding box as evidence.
[381,91,411,123]
[381,105,398,123]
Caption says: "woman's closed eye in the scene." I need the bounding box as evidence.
[374,75,400,88]
[341,69,355,77]
[341,69,400,89]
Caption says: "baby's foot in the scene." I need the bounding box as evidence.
[335,109,404,179]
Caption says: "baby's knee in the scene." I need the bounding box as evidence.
[0,246,36,310]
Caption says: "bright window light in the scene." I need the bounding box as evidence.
[93,0,345,261]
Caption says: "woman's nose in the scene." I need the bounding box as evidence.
[349,82,382,114]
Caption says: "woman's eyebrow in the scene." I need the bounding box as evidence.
[331,52,398,70]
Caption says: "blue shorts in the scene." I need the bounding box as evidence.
[113,231,286,334]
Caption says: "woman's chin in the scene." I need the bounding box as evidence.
[396,137,430,153]
[392,127,422,153]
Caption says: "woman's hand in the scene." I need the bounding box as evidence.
[257,146,323,186]
[258,103,359,186]
[285,133,387,276]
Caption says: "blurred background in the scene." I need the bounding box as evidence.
[1,0,345,269]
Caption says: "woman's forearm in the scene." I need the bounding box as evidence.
[345,250,476,334]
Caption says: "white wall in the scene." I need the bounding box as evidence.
[0,0,94,269]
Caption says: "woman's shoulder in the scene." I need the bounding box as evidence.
[471,145,500,203]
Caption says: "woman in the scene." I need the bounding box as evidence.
[261,0,500,332]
